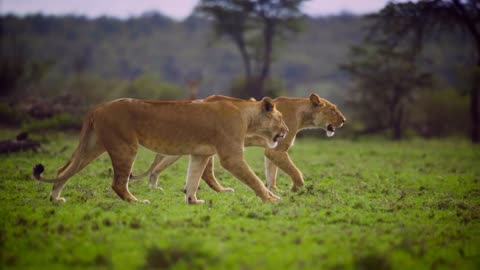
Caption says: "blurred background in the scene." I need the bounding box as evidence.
[0,0,478,142]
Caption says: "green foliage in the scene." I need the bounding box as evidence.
[230,76,288,98]
[341,44,432,139]
[127,73,183,100]
[1,131,479,269]
[21,113,83,132]
[0,33,52,97]
[28,72,184,105]
[0,13,470,98]
[0,12,475,139]
[411,88,470,137]
[0,103,30,126]
[369,0,480,142]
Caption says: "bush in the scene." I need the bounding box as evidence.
[229,77,288,99]
[126,73,184,100]
[21,113,83,132]
[411,88,469,137]
[0,103,30,126]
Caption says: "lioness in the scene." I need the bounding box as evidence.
[33,97,288,204]
[132,93,346,192]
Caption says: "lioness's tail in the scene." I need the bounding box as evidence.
[33,113,96,183]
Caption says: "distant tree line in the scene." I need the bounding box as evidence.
[0,1,474,140]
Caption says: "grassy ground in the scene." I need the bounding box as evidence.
[0,131,479,269]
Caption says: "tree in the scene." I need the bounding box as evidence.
[196,0,306,99]
[196,0,253,81]
[0,31,50,98]
[369,0,480,143]
[342,45,431,139]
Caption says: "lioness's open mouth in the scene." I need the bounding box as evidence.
[273,132,286,143]
[326,124,335,137]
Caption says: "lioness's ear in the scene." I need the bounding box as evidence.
[261,97,275,112]
[249,97,257,101]
[309,93,324,107]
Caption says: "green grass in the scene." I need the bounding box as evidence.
[1,131,479,269]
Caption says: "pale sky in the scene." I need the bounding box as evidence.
[1,0,395,20]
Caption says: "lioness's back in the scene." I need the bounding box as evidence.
[91,98,248,155]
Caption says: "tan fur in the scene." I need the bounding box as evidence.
[33,97,288,204]
[133,93,346,192]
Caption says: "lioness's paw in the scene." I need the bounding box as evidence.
[51,197,67,203]
[148,184,163,190]
[261,191,280,202]
[268,189,280,198]
[267,185,278,192]
[262,195,280,203]
[187,199,205,205]
[186,195,205,205]
[290,184,304,192]
[140,199,150,204]
[220,187,235,193]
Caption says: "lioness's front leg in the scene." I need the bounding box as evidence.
[218,152,279,202]
[264,149,304,191]
[185,155,211,204]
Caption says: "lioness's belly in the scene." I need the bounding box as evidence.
[139,137,217,156]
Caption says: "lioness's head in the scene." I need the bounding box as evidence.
[253,97,289,148]
[309,93,346,137]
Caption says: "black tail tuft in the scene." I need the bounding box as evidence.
[33,164,45,179]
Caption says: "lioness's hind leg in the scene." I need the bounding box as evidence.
[218,153,280,203]
[108,145,149,204]
[50,140,105,202]
[265,149,304,192]
[149,155,181,189]
[264,156,279,191]
[202,156,234,193]
[185,155,210,204]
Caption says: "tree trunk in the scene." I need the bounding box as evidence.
[237,38,252,81]
[254,19,275,100]
[390,105,403,140]
[392,105,404,140]
[389,86,403,140]
[452,0,480,143]
[231,33,252,81]
[470,57,480,143]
